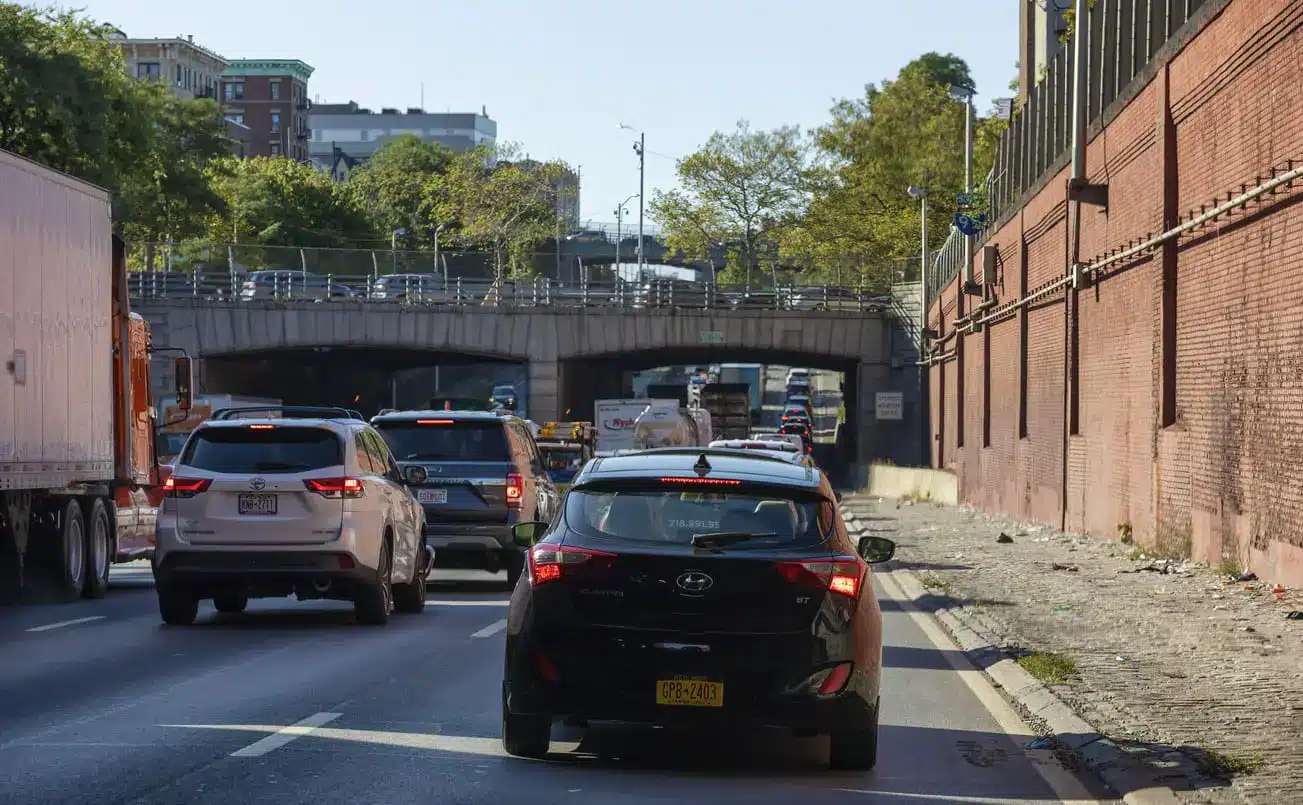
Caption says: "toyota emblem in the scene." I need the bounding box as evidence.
[249,477,266,491]
[675,571,714,593]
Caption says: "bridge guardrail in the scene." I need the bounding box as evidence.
[127,269,896,312]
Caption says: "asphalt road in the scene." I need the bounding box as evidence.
[0,561,1116,805]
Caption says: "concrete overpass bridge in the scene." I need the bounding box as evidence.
[137,296,925,474]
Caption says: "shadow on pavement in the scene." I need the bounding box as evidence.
[876,595,1012,615]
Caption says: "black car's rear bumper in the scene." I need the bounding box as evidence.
[503,674,877,735]
[153,550,377,597]
[503,639,879,735]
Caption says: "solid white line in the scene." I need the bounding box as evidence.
[229,712,341,757]
[470,618,508,638]
[876,571,1100,805]
[25,616,105,633]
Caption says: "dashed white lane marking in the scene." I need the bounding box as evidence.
[470,618,508,638]
[229,711,341,757]
[26,616,105,633]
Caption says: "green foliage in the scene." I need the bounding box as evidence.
[432,144,572,279]
[343,134,452,249]
[0,4,230,241]
[1059,0,1099,44]
[206,156,375,248]
[650,120,810,286]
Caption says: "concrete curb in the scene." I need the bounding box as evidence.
[841,506,1183,805]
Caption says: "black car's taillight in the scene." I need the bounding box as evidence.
[776,556,866,599]
[528,544,617,586]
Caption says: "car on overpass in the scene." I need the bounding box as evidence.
[499,448,896,769]
[371,409,561,587]
[152,406,432,627]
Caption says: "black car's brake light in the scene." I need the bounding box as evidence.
[658,477,742,486]
[792,662,855,696]
[777,556,865,598]
[164,477,211,498]
[528,544,617,586]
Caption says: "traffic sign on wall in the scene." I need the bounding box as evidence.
[875,391,904,420]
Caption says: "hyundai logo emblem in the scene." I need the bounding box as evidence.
[249,477,266,491]
[675,571,714,593]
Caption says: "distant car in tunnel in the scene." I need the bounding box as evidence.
[490,384,519,410]
[779,422,814,453]
[780,405,812,426]
[785,394,814,419]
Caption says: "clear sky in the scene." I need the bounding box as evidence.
[73,0,1019,229]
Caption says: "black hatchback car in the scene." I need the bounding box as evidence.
[500,448,895,769]
[371,410,561,586]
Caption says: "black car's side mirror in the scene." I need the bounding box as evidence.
[404,465,428,485]
[857,535,896,564]
[512,521,548,548]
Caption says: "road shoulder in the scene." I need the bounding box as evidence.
[841,497,1271,805]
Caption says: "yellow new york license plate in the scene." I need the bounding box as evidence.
[656,678,724,707]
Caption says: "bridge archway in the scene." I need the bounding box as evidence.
[202,346,525,415]
[559,347,860,480]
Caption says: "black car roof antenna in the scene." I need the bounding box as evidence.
[693,453,712,476]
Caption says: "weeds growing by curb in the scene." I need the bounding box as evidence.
[1016,652,1077,685]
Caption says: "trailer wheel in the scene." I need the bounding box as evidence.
[55,499,87,602]
[82,498,112,600]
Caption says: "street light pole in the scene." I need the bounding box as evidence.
[620,123,646,278]
[949,84,976,289]
[637,132,645,277]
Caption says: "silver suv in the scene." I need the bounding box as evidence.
[152,406,430,626]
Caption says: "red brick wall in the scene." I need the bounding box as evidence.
[926,0,1303,586]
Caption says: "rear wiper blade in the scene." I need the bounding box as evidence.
[252,461,311,470]
[690,531,775,548]
[405,452,451,460]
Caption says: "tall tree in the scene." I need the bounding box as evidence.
[650,120,810,284]
[207,156,376,254]
[791,52,1003,290]
[0,4,231,241]
[343,134,453,249]
[433,144,571,279]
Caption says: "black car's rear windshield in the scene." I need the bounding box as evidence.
[181,426,343,473]
[375,420,510,461]
[564,484,835,550]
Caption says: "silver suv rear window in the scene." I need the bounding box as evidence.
[181,426,343,473]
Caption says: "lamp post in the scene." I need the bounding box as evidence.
[614,193,638,275]
[907,186,928,311]
[948,83,976,290]
[390,227,405,275]
[619,123,646,276]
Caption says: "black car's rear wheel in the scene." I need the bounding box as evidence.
[504,552,525,589]
[501,703,550,759]
[829,697,879,770]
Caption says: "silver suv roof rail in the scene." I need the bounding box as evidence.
[210,405,367,422]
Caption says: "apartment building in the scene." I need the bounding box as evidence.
[221,60,314,161]
[307,102,496,169]
[109,29,229,101]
